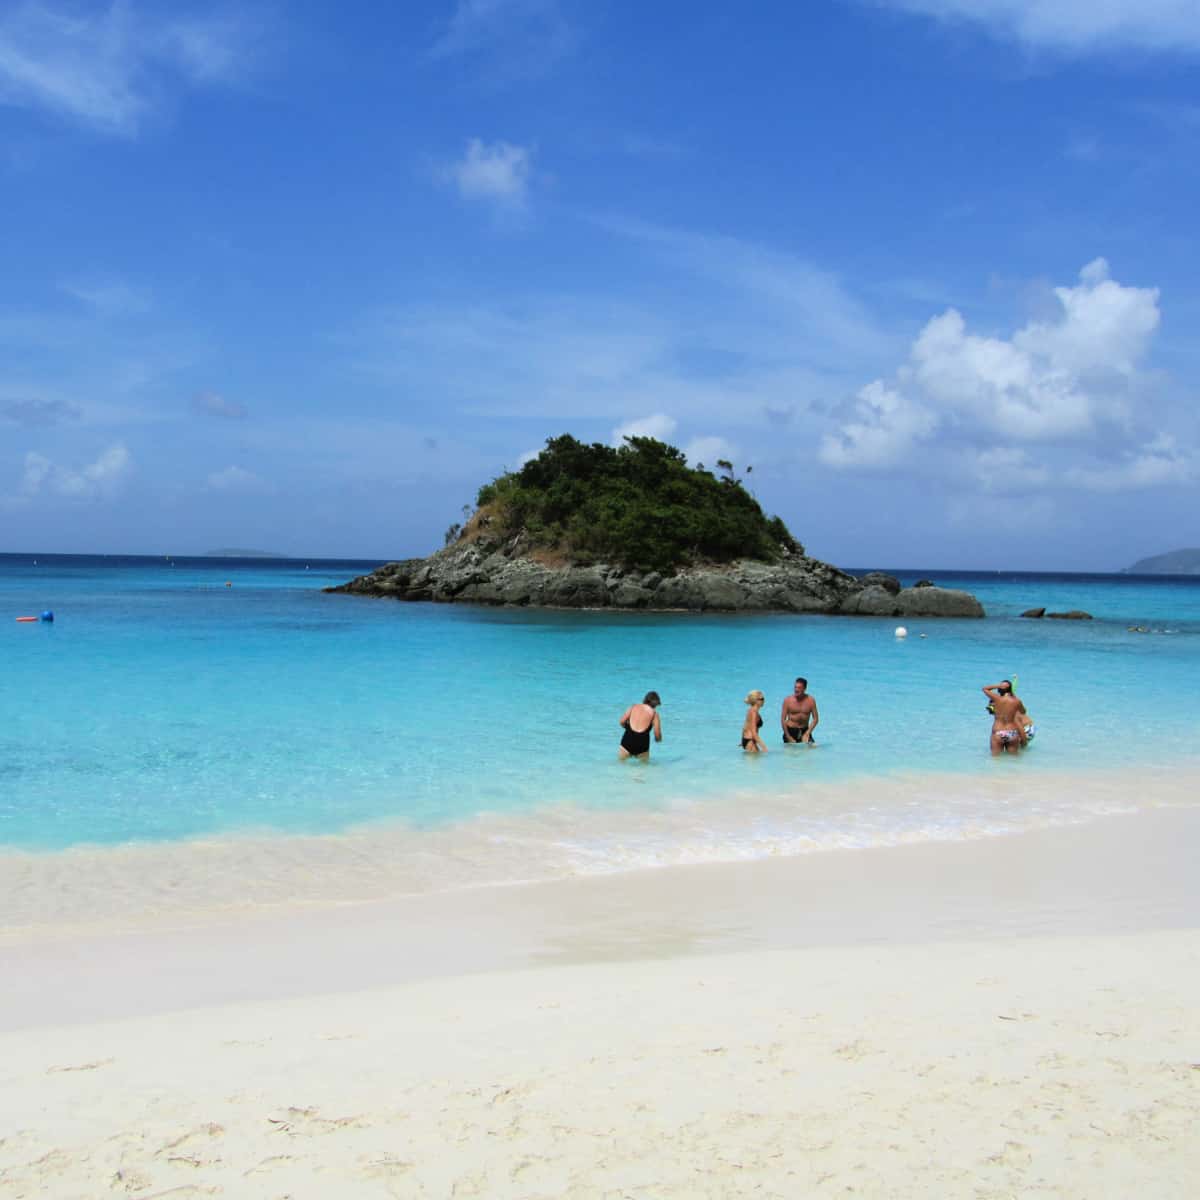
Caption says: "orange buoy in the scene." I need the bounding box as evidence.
[15,616,37,622]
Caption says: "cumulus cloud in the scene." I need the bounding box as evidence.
[0,1,262,136]
[443,138,534,208]
[10,443,131,503]
[906,258,1159,438]
[192,391,247,419]
[819,380,937,468]
[611,413,677,446]
[882,0,1200,54]
[823,260,1170,483]
[205,464,268,493]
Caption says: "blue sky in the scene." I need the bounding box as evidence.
[1,0,1198,569]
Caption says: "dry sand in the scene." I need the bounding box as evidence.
[2,808,1198,1198]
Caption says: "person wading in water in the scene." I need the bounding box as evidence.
[781,677,819,745]
[982,679,1027,755]
[618,691,663,761]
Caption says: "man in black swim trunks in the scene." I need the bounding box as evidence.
[781,677,818,744]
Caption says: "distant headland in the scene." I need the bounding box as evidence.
[328,435,984,617]
[205,548,286,559]
[1123,548,1200,575]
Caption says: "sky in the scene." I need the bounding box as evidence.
[1,0,1198,570]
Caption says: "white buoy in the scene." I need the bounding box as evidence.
[894,626,908,638]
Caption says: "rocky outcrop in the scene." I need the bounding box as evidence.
[328,541,985,617]
[1023,606,1094,620]
[838,584,984,618]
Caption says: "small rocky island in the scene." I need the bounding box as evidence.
[329,435,984,617]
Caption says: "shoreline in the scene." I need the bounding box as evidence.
[4,760,1198,944]
[3,804,1198,1031]
[1,805,1197,1196]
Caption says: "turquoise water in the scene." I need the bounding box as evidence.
[2,554,1199,858]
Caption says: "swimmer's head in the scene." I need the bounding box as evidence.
[997,680,1012,695]
[643,691,662,707]
[745,689,765,707]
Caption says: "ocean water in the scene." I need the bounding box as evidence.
[2,554,1199,922]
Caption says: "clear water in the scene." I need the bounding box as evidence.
[2,554,1198,877]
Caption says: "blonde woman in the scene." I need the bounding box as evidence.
[741,690,768,753]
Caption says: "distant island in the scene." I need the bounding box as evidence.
[205,548,286,559]
[1123,548,1200,575]
[329,435,983,616]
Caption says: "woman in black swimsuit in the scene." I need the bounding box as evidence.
[741,689,768,753]
[618,691,662,760]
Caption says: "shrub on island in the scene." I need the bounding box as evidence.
[469,434,800,574]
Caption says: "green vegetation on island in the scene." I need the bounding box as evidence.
[459,434,800,574]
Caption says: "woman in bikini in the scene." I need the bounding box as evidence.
[741,690,768,753]
[618,691,663,761]
[982,680,1027,755]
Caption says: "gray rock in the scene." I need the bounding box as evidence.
[858,571,902,595]
[913,579,935,588]
[895,587,984,618]
[1020,607,1046,618]
[1046,610,1093,620]
[839,585,900,615]
[327,539,985,617]
[838,585,984,618]
[654,576,703,610]
[612,581,653,608]
[693,575,745,610]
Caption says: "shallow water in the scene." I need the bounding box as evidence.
[2,555,1198,884]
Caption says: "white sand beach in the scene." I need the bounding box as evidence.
[2,807,1198,1198]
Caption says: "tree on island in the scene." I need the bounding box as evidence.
[462,434,800,574]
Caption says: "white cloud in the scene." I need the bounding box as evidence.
[0,1,261,136]
[60,278,151,316]
[913,259,1159,437]
[1,396,80,427]
[1014,258,1160,375]
[819,381,937,468]
[883,0,1200,54]
[824,260,1165,470]
[205,464,268,493]
[682,435,736,468]
[347,218,895,431]
[1063,434,1194,491]
[611,413,677,446]
[961,446,1052,491]
[11,442,131,503]
[443,138,534,208]
[429,0,575,77]
[192,391,248,419]
[909,308,1094,438]
[602,217,897,368]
